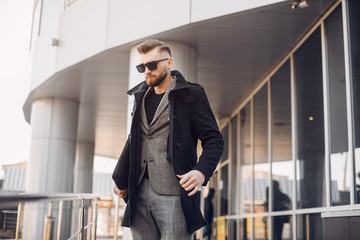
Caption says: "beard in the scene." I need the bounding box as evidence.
[145,69,168,88]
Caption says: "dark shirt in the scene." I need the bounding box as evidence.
[145,88,165,125]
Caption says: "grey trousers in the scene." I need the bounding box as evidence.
[130,178,192,240]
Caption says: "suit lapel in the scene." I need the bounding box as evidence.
[149,78,176,127]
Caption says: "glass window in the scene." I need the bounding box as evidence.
[228,218,237,240]
[220,165,229,216]
[325,4,350,206]
[221,125,229,162]
[272,215,292,240]
[254,216,269,240]
[209,171,219,217]
[243,218,252,239]
[271,60,293,211]
[230,115,238,215]
[254,85,269,211]
[294,27,325,209]
[240,102,251,214]
[296,213,323,240]
[348,0,360,204]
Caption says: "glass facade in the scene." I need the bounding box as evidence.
[325,4,350,206]
[271,60,293,212]
[348,0,360,204]
[220,165,229,216]
[240,102,251,214]
[230,115,238,215]
[254,216,268,240]
[296,214,323,240]
[253,84,269,212]
[294,27,326,209]
[210,1,360,239]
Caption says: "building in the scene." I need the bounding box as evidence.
[22,0,360,239]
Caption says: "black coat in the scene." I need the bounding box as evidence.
[112,70,224,233]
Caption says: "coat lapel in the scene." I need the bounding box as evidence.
[131,81,148,118]
[140,87,152,129]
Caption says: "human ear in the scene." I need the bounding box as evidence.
[168,58,174,70]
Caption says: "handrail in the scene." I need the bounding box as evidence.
[0,192,101,203]
[1,192,101,240]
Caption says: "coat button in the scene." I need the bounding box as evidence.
[147,136,152,140]
[143,160,146,164]
[176,142,181,147]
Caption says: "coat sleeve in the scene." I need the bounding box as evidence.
[190,86,224,184]
[112,136,130,190]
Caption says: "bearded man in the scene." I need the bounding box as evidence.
[113,39,223,240]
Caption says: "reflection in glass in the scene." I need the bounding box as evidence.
[230,116,238,215]
[209,171,219,218]
[228,219,237,240]
[253,85,269,212]
[221,125,229,162]
[242,218,252,240]
[254,217,269,240]
[271,60,293,209]
[240,102,252,214]
[325,4,350,206]
[220,165,229,216]
[294,28,325,209]
[348,0,360,204]
[296,214,323,240]
[272,215,292,240]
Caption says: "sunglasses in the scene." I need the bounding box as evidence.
[136,58,169,73]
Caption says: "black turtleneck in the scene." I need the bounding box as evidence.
[145,88,165,125]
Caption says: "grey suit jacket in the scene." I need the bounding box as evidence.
[138,79,181,195]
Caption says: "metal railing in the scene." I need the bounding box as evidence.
[0,192,101,240]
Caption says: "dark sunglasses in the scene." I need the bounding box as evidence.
[136,58,169,73]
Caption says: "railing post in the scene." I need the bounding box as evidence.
[56,201,63,240]
[86,204,92,240]
[91,200,98,240]
[15,203,22,240]
[113,197,119,240]
[43,202,55,240]
[78,199,86,240]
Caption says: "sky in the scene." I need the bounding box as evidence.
[0,0,33,175]
[0,1,116,177]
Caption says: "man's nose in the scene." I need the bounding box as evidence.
[144,66,151,74]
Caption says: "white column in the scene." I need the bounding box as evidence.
[73,141,94,193]
[23,98,79,240]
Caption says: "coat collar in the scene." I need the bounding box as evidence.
[127,70,194,103]
[127,70,190,95]
[140,78,176,128]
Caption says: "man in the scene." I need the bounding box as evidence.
[112,39,223,239]
[265,180,291,240]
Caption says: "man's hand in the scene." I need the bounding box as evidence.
[113,185,128,199]
[177,170,205,196]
